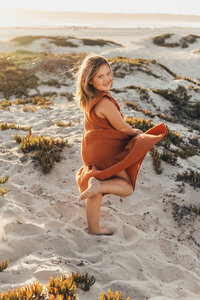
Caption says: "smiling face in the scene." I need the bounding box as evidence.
[89,63,113,92]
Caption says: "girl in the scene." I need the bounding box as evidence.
[75,53,167,235]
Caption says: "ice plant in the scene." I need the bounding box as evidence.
[0,259,8,272]
[99,289,130,300]
[14,129,68,173]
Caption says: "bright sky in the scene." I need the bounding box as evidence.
[1,0,200,15]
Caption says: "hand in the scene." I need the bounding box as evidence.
[133,129,143,136]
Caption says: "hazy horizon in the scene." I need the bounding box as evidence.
[1,7,200,16]
[1,0,200,15]
[1,9,200,28]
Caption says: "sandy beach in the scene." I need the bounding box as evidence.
[0,26,200,299]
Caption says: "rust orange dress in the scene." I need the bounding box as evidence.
[76,91,167,194]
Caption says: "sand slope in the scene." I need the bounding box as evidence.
[0,28,200,300]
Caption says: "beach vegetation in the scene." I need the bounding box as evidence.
[188,84,200,92]
[0,271,131,300]
[42,91,58,97]
[152,85,200,128]
[152,85,191,104]
[0,175,9,196]
[99,289,130,300]
[180,34,200,48]
[174,75,200,87]
[150,148,162,174]
[0,259,9,272]
[14,98,30,105]
[11,35,122,49]
[0,188,8,196]
[30,95,54,106]
[152,33,179,47]
[0,100,12,110]
[176,170,200,189]
[12,36,45,46]
[111,88,123,94]
[41,79,61,88]
[0,122,31,131]
[0,175,9,184]
[157,112,179,123]
[110,56,178,79]
[11,35,76,48]
[126,85,151,101]
[173,144,197,158]
[14,129,68,174]
[152,33,200,48]
[126,117,197,173]
[55,121,72,127]
[172,202,195,224]
[14,96,54,111]
[192,206,200,215]
[8,50,44,69]
[38,52,86,76]
[22,105,37,112]
[49,37,78,48]
[126,117,156,132]
[60,92,74,101]
[0,56,39,98]
[82,38,121,47]
[160,150,177,165]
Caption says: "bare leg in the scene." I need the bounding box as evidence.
[78,176,133,201]
[86,193,112,235]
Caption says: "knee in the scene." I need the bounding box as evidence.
[125,184,134,196]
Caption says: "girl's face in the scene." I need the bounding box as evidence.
[89,63,113,92]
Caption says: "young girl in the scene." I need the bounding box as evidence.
[75,53,167,235]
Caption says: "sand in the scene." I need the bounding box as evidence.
[0,26,200,300]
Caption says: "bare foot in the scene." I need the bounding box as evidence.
[89,228,113,236]
[77,177,101,201]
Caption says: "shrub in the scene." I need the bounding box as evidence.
[176,170,200,188]
[125,117,154,132]
[152,33,179,47]
[160,150,177,165]
[124,100,178,123]
[150,148,162,174]
[152,85,191,105]
[14,129,68,174]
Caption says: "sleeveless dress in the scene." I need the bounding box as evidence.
[76,91,167,195]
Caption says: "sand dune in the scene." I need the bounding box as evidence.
[0,27,200,299]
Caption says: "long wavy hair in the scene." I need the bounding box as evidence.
[75,53,111,109]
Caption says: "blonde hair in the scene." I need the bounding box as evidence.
[75,53,111,109]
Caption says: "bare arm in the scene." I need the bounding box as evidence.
[95,97,142,136]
